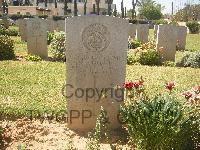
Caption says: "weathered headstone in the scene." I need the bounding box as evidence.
[128,23,136,39]
[18,19,28,41]
[65,16,128,131]
[176,26,187,50]
[154,25,158,40]
[156,25,177,62]
[136,24,149,43]
[27,18,48,59]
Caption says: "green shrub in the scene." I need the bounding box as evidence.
[127,50,140,65]
[38,14,48,19]
[153,19,168,25]
[8,14,22,20]
[178,51,200,68]
[0,26,6,35]
[128,39,141,49]
[0,26,18,36]
[5,28,18,36]
[0,35,15,60]
[169,21,179,26]
[50,31,65,61]
[186,21,200,34]
[25,54,42,61]
[175,106,200,150]
[47,31,54,45]
[22,15,34,19]
[120,95,184,150]
[129,19,149,24]
[138,49,161,66]
[52,15,66,21]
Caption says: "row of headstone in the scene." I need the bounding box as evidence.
[18,18,65,42]
[18,18,66,59]
[19,19,149,60]
[154,25,187,50]
[128,23,149,43]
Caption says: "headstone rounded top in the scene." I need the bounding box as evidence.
[82,23,110,52]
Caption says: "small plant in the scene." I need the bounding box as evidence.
[25,54,42,62]
[0,35,15,60]
[17,144,26,150]
[128,39,141,49]
[86,107,109,150]
[22,15,34,19]
[162,61,175,67]
[127,41,161,66]
[169,21,179,26]
[47,31,54,45]
[121,95,184,150]
[120,79,200,150]
[178,51,200,68]
[153,19,168,25]
[0,26,19,36]
[50,31,65,61]
[38,14,48,19]
[127,51,137,65]
[186,21,200,34]
[8,14,22,20]
[52,15,65,21]
[138,49,161,66]
[5,28,19,36]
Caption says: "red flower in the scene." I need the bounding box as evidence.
[133,81,142,88]
[165,81,175,91]
[123,81,134,90]
[193,85,200,94]
[182,91,193,100]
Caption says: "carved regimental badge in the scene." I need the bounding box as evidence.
[82,24,111,52]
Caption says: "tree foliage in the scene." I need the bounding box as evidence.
[174,4,200,22]
[137,0,163,20]
[139,5,162,20]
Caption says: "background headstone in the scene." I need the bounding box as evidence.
[154,25,158,40]
[176,26,187,50]
[27,18,48,59]
[19,19,28,41]
[128,23,136,39]
[136,24,149,43]
[156,25,177,62]
[65,16,128,131]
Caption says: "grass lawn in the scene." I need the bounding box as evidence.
[0,29,200,118]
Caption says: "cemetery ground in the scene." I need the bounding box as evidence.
[0,27,200,149]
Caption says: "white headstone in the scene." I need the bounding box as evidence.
[136,24,149,43]
[128,23,137,39]
[19,19,28,41]
[27,18,48,59]
[176,26,187,50]
[65,16,128,131]
[156,25,177,62]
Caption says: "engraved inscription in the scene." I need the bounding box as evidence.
[82,24,110,52]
